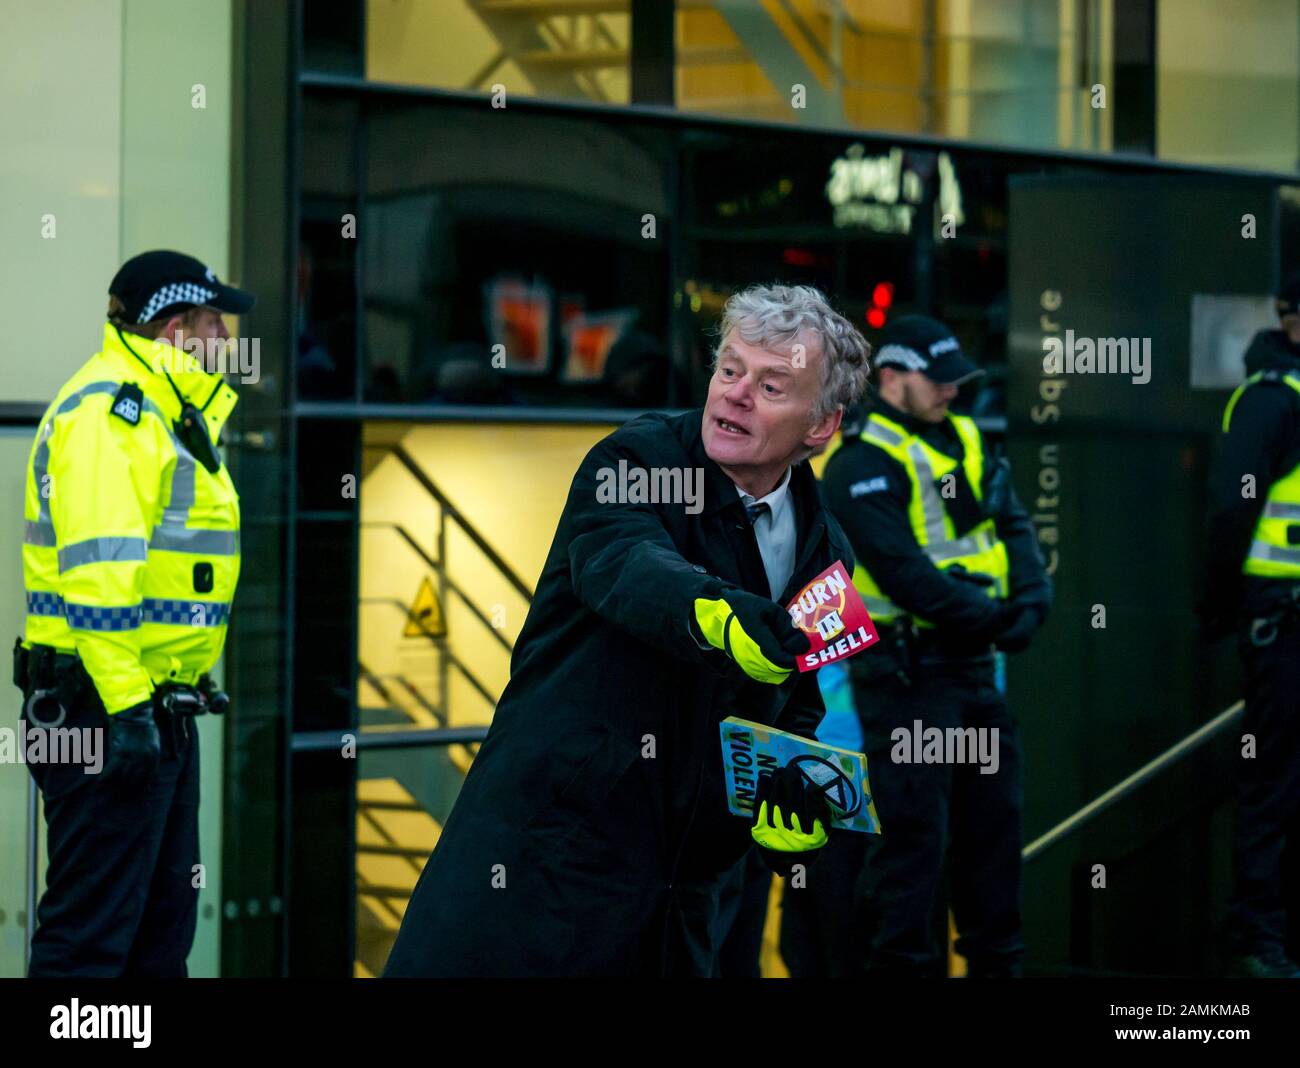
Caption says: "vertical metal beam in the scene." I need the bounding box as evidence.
[631,0,675,106]
[24,777,37,975]
[920,0,936,135]
[947,0,972,139]
[1110,0,1155,155]
[438,503,449,722]
[1097,0,1114,153]
[229,0,295,978]
[354,98,367,404]
[829,0,843,112]
[1057,0,1075,149]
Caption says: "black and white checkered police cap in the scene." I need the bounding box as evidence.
[109,250,255,325]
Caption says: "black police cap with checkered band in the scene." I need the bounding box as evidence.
[109,250,255,325]
[873,314,983,387]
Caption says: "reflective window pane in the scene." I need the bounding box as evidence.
[361,101,673,407]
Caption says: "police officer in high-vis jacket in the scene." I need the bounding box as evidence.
[821,315,1051,977]
[14,251,251,977]
[1199,272,1300,979]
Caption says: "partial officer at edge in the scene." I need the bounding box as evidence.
[1199,270,1300,979]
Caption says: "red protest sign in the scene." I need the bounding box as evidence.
[787,559,879,673]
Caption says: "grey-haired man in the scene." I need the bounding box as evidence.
[385,284,870,977]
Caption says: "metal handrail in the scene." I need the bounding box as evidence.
[357,662,446,726]
[392,446,535,602]
[1022,700,1245,862]
[292,725,489,752]
[360,601,500,710]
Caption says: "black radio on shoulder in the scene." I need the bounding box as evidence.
[176,403,222,473]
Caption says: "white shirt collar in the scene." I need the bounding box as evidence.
[734,466,792,512]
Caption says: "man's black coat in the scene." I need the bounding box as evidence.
[384,409,854,976]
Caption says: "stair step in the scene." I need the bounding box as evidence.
[478,0,629,13]
[358,798,423,812]
[517,43,748,70]
[357,842,433,859]
[516,46,626,69]
[355,884,417,900]
[477,0,708,16]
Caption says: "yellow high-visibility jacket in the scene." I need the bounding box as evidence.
[850,409,1010,626]
[22,322,241,713]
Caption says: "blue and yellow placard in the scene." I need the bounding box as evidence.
[720,716,881,834]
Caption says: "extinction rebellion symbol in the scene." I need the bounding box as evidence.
[789,754,861,819]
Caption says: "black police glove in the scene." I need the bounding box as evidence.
[994,602,1046,654]
[693,588,811,684]
[751,762,831,878]
[946,563,997,589]
[944,567,1023,650]
[106,701,161,791]
[959,600,1018,646]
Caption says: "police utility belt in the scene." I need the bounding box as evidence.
[12,639,228,729]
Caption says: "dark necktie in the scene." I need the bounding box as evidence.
[745,501,770,525]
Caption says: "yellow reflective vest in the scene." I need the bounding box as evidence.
[22,322,241,713]
[851,410,1009,626]
[1223,369,1300,578]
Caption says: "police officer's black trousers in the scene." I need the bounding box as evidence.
[1227,618,1300,958]
[851,657,1024,976]
[25,695,200,978]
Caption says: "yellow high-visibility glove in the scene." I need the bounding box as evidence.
[692,590,809,684]
[751,763,831,877]
[752,800,829,852]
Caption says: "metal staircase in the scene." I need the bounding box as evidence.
[462,0,829,119]
[354,776,443,977]
[353,437,535,974]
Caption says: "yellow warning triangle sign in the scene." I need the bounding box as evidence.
[404,576,446,638]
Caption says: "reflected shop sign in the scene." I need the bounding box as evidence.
[825,144,964,236]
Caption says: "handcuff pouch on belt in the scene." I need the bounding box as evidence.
[12,639,95,727]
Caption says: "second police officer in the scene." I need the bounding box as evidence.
[822,314,1052,977]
